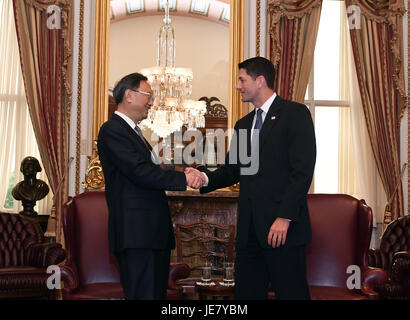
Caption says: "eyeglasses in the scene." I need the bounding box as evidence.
[129,88,155,101]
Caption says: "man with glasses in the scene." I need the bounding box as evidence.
[97,72,205,299]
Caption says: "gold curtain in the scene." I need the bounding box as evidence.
[267,0,322,103]
[338,2,357,198]
[13,0,74,242]
[345,0,406,226]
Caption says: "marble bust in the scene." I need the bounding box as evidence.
[12,156,49,217]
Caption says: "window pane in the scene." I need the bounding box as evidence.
[314,0,341,100]
[314,106,339,193]
[3,171,15,209]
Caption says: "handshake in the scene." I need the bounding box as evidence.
[184,167,207,189]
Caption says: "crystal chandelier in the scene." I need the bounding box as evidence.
[139,0,206,138]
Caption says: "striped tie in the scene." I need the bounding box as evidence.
[134,125,150,150]
[135,125,158,164]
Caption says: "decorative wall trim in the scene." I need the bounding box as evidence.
[256,0,261,56]
[75,0,84,195]
[199,96,228,117]
[82,142,105,191]
[229,0,244,129]
[92,0,110,145]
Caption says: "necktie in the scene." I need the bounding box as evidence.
[252,108,263,145]
[135,125,159,163]
[134,125,150,150]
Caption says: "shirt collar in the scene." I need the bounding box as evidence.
[257,93,277,115]
[115,111,137,130]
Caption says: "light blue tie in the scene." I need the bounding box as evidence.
[252,108,263,143]
[254,108,263,129]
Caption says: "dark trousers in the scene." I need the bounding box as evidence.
[114,248,170,300]
[234,218,310,300]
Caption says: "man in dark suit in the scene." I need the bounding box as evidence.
[97,73,204,300]
[187,57,316,299]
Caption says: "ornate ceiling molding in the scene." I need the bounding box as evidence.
[110,0,230,25]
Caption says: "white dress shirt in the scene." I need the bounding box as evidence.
[115,111,138,131]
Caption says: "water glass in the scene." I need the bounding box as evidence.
[201,262,212,283]
[223,262,234,285]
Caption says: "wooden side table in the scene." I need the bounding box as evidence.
[196,282,234,300]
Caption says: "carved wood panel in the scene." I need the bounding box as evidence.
[167,190,238,264]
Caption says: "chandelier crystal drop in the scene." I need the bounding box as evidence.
[139,0,206,138]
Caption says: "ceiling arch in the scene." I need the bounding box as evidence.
[110,0,230,25]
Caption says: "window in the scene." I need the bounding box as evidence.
[305,0,356,195]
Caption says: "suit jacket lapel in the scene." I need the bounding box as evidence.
[111,114,152,154]
[259,95,284,150]
[241,110,255,156]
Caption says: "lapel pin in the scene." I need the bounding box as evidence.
[271,116,276,120]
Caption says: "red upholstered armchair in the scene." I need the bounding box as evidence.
[0,212,66,299]
[60,191,189,300]
[305,194,388,300]
[368,215,410,299]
